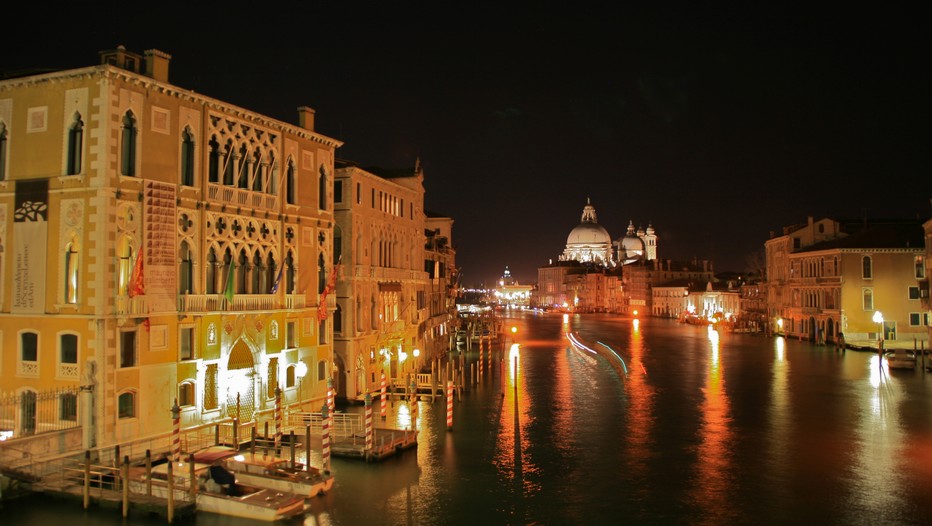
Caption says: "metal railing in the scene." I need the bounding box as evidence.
[0,386,81,439]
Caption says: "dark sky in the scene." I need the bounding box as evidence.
[5,4,930,286]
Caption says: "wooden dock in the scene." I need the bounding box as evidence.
[331,427,418,462]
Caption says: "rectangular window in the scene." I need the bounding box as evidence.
[120,330,137,368]
[317,360,327,381]
[204,364,218,410]
[908,286,920,300]
[318,319,327,344]
[862,287,873,311]
[180,327,195,360]
[916,256,926,279]
[334,180,343,203]
[61,334,78,364]
[371,188,375,207]
[356,183,361,204]
[118,392,135,419]
[909,312,922,326]
[286,321,296,348]
[862,256,872,279]
[21,332,38,362]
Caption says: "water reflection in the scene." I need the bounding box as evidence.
[623,313,656,508]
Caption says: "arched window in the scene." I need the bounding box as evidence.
[286,160,296,204]
[181,128,195,186]
[862,256,872,280]
[118,391,136,419]
[266,253,279,293]
[223,141,235,185]
[334,225,343,264]
[237,144,250,189]
[208,136,220,183]
[252,149,264,191]
[268,153,278,196]
[285,251,296,294]
[0,121,7,181]
[318,252,326,295]
[67,113,83,175]
[120,112,137,176]
[286,365,296,388]
[206,247,218,294]
[64,240,79,303]
[237,249,248,294]
[251,250,264,294]
[179,240,194,294]
[178,381,195,407]
[117,236,134,295]
[318,166,327,210]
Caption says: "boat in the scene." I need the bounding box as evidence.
[128,458,309,521]
[884,349,917,369]
[192,445,333,498]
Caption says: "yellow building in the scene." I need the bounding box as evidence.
[333,160,456,402]
[0,46,341,453]
[766,216,928,347]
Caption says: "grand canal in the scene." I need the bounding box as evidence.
[6,310,932,525]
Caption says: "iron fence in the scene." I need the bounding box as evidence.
[0,386,82,440]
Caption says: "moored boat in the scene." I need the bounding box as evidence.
[129,459,308,521]
[884,349,917,370]
[193,445,334,498]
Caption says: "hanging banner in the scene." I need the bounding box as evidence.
[12,180,48,313]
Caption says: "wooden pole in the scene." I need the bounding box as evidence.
[122,455,129,518]
[83,450,90,509]
[145,450,152,496]
[167,460,175,524]
[189,454,197,499]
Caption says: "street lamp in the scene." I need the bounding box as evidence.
[873,310,884,366]
[295,361,308,408]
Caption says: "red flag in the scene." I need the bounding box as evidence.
[317,258,341,321]
[128,251,145,297]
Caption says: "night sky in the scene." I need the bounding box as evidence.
[5,4,930,286]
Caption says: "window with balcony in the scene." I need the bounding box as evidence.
[60,333,78,378]
[66,113,83,175]
[120,111,137,177]
[20,331,38,376]
[862,256,872,279]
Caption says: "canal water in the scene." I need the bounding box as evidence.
[6,311,932,525]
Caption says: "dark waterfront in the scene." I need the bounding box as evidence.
[6,311,932,525]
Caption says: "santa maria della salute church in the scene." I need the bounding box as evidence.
[538,199,714,314]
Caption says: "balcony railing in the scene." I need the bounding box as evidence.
[207,183,279,212]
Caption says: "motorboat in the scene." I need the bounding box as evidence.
[193,445,333,498]
[884,349,917,370]
[128,458,308,521]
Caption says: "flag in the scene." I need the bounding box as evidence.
[317,257,342,321]
[270,264,284,294]
[128,251,145,297]
[222,261,235,304]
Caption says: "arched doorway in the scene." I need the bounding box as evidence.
[226,340,256,423]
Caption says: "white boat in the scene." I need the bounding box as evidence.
[128,459,308,521]
[885,349,917,369]
[193,445,334,498]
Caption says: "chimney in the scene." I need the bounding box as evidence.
[298,106,315,131]
[144,49,171,83]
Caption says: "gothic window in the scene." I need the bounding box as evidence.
[181,128,195,186]
[251,250,264,294]
[179,240,194,294]
[862,256,872,280]
[66,113,83,175]
[318,166,327,210]
[252,149,264,192]
[120,111,137,176]
[206,247,218,294]
[286,160,296,204]
[268,153,279,195]
[285,251,296,294]
[237,144,249,189]
[208,136,220,183]
[64,240,79,304]
[237,249,248,294]
[318,252,326,295]
[223,141,235,185]
[266,253,278,293]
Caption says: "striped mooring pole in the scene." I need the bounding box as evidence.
[171,399,181,463]
[380,373,387,419]
[365,393,373,450]
[327,377,335,414]
[321,403,331,472]
[446,380,454,430]
[274,386,282,450]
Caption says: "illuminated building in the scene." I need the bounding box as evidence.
[494,266,533,307]
[0,46,340,452]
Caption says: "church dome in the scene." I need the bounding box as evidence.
[567,222,612,245]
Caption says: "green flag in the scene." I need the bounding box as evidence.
[223,261,235,303]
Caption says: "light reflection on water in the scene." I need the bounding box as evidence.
[6,313,932,525]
